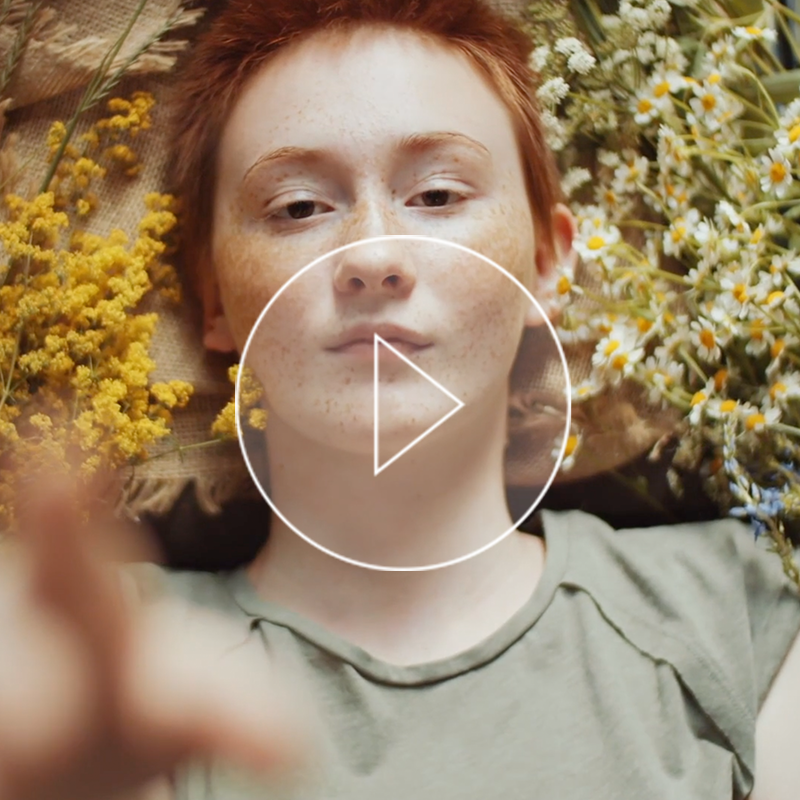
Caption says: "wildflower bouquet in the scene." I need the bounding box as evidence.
[527,0,800,585]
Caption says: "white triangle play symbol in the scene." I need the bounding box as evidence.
[374,334,464,476]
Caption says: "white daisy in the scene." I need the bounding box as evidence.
[574,212,622,261]
[765,373,800,410]
[663,208,700,257]
[689,319,722,362]
[732,24,778,43]
[592,323,645,382]
[760,148,794,198]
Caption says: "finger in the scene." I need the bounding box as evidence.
[16,472,132,690]
[121,603,316,776]
[0,606,93,785]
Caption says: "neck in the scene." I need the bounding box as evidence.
[245,396,547,664]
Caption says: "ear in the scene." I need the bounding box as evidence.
[525,203,578,328]
[200,266,237,354]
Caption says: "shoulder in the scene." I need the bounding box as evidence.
[541,509,800,794]
[120,561,247,620]
[542,509,799,663]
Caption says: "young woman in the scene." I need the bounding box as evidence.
[1,2,799,799]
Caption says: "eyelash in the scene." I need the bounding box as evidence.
[266,186,469,222]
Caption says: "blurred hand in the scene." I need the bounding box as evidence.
[0,469,312,800]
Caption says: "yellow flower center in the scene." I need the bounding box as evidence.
[714,369,728,391]
[745,25,762,35]
[732,283,748,303]
[771,339,785,358]
[790,124,800,143]
[702,93,716,112]
[557,275,572,295]
[691,391,707,406]
[637,98,653,113]
[767,290,784,305]
[587,235,606,250]
[745,413,766,430]
[770,382,787,400]
[699,329,715,349]
[671,225,686,242]
[770,161,788,183]
[565,434,579,456]
[750,228,764,244]
[720,399,738,413]
[654,81,671,97]
[604,340,620,356]
[611,354,629,371]
[707,72,722,85]
[750,320,764,339]
[637,317,653,333]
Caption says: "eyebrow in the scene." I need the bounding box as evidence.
[241,131,492,183]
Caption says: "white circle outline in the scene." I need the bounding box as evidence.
[235,234,572,572]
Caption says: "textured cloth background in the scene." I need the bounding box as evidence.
[4,0,672,520]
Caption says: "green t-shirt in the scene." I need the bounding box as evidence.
[131,509,800,800]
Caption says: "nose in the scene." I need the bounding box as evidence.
[333,237,417,298]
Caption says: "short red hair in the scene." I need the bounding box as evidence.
[169,0,563,295]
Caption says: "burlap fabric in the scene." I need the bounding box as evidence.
[4,0,674,522]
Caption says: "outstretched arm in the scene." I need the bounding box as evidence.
[0,472,311,800]
[751,628,800,800]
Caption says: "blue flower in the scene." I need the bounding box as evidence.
[729,485,786,540]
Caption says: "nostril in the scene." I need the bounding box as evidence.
[350,277,366,289]
[383,274,400,288]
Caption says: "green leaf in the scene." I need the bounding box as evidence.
[717,0,765,20]
[568,0,606,48]
[759,70,800,105]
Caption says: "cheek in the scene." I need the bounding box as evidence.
[455,201,537,309]
[213,228,311,351]
[467,193,536,281]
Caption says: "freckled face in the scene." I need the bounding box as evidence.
[212,25,541,453]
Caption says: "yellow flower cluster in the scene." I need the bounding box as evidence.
[0,94,191,531]
[47,92,156,210]
[211,364,268,439]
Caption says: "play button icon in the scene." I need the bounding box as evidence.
[235,234,572,571]
[373,334,464,476]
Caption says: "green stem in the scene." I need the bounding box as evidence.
[0,1,41,98]
[774,10,800,69]
[734,64,781,125]
[769,422,800,438]
[0,0,13,29]
[679,346,709,384]
[768,0,800,28]
[137,437,232,465]
[38,0,150,193]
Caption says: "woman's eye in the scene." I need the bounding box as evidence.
[410,189,463,208]
[269,199,331,221]
[284,200,319,219]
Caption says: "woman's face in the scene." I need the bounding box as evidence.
[210,24,561,455]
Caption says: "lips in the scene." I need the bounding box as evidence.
[327,323,432,353]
